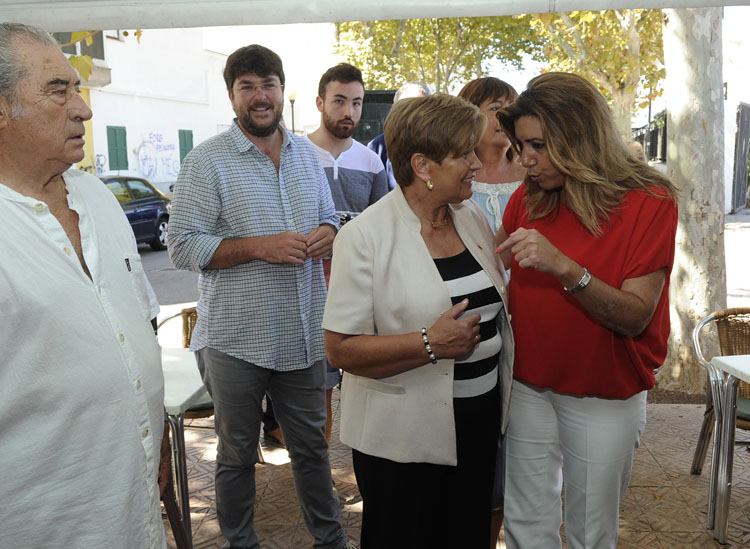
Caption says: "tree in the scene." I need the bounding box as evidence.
[335,17,542,93]
[659,7,726,395]
[529,10,665,140]
[336,12,664,136]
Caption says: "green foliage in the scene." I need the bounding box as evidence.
[652,109,667,128]
[57,31,101,80]
[335,12,663,134]
[122,29,143,44]
[529,10,665,135]
[57,30,143,80]
[335,17,543,93]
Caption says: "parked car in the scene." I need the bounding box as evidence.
[101,176,171,250]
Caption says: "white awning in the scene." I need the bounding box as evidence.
[1,0,747,32]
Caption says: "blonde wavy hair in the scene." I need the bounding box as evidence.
[498,72,678,236]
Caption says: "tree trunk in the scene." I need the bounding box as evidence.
[611,87,637,143]
[658,8,726,395]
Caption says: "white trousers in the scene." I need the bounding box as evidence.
[504,380,647,549]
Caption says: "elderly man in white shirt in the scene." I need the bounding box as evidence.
[0,23,166,548]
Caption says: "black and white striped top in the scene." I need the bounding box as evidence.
[433,248,503,399]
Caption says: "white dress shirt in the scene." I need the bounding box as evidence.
[0,169,166,548]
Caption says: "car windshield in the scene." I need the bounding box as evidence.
[105,180,131,204]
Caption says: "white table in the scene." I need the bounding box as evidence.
[709,354,750,544]
[162,347,208,549]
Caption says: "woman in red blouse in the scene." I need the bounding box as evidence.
[495,72,678,549]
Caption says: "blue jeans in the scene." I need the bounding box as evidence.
[196,347,346,549]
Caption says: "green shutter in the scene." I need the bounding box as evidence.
[179,129,194,164]
[106,126,128,171]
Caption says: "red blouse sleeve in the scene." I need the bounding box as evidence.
[620,189,678,281]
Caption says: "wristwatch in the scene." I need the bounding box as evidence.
[564,267,591,294]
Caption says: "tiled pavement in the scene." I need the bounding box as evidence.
[164,395,750,549]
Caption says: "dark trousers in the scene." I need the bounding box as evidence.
[262,394,279,432]
[352,385,501,548]
[196,347,345,549]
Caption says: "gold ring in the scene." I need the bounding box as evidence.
[475,335,480,342]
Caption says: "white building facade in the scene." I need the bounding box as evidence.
[70,25,340,191]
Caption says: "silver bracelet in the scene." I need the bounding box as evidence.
[564,267,592,294]
[421,328,438,364]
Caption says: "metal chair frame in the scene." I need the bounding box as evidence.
[158,307,202,549]
[157,306,268,547]
[689,307,750,534]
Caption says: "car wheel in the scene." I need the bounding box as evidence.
[150,216,168,251]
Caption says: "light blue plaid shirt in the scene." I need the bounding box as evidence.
[168,121,338,370]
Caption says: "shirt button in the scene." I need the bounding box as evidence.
[142,428,149,438]
[63,247,71,255]
[301,313,306,320]
[97,285,102,295]
[500,286,506,294]
[136,379,142,390]
[119,333,125,343]
[34,203,44,212]
[508,314,512,322]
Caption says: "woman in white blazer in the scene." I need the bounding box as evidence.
[323,94,514,548]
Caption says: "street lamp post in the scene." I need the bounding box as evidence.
[289,90,298,134]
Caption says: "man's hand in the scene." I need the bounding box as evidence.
[259,231,308,264]
[205,227,333,269]
[305,224,336,260]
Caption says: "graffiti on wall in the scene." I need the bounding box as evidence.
[95,154,107,175]
[137,132,181,180]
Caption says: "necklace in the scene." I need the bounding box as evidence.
[431,219,448,228]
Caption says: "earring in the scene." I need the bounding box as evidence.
[426,180,434,191]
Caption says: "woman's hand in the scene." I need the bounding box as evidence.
[497,226,667,338]
[325,299,481,379]
[497,227,571,277]
[427,299,481,360]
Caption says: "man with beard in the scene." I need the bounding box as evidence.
[307,63,387,218]
[306,63,388,444]
[168,45,352,549]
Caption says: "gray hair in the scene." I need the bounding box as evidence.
[0,23,60,118]
[394,81,431,103]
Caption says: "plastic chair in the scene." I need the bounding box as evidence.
[690,308,750,528]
